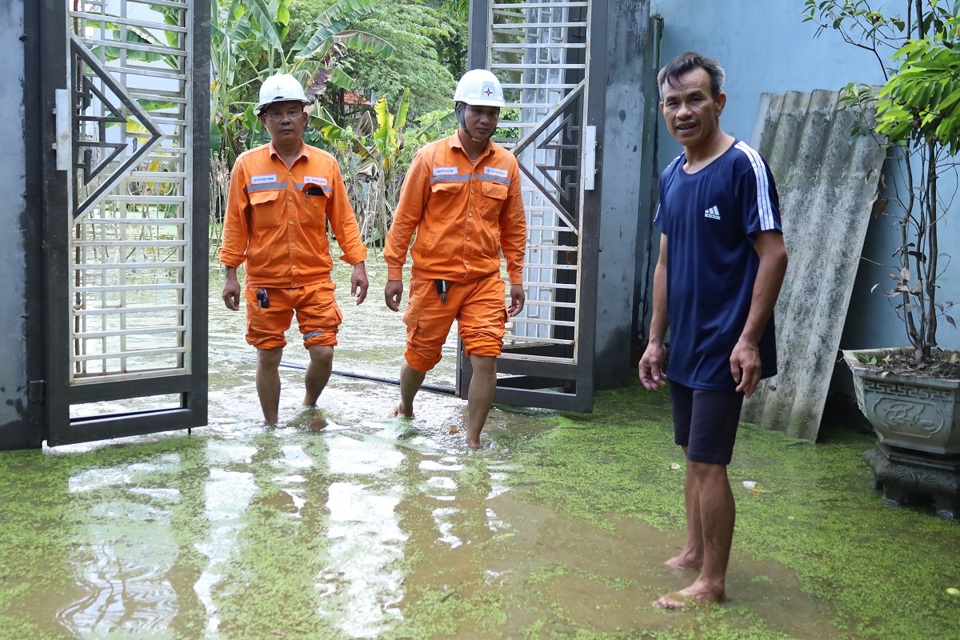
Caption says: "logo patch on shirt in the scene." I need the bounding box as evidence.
[704,205,721,220]
[484,167,508,178]
[304,176,328,186]
[433,166,458,176]
[250,174,277,185]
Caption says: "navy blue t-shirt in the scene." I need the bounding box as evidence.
[654,140,783,391]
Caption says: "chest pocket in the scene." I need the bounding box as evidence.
[298,188,329,228]
[429,181,465,218]
[479,181,508,220]
[248,189,281,229]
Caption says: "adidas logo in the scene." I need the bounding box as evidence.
[704,205,720,220]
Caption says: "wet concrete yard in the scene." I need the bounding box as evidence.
[1,257,959,639]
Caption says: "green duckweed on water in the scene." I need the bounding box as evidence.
[0,381,958,640]
[500,382,960,640]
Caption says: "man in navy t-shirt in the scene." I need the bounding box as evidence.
[639,52,788,609]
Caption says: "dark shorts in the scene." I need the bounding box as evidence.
[669,382,744,465]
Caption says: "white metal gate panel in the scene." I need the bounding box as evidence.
[487,0,590,365]
[64,0,194,386]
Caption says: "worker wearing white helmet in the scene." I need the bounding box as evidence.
[383,69,527,448]
[452,68,506,140]
[220,72,369,427]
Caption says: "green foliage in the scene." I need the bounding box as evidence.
[210,0,395,165]
[803,0,960,364]
[337,0,460,116]
[502,381,960,640]
[283,0,458,124]
[876,24,960,155]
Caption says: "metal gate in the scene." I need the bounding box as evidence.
[459,0,602,411]
[38,0,209,445]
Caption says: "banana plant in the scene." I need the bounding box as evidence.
[210,0,396,167]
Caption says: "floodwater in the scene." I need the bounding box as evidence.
[1,255,952,639]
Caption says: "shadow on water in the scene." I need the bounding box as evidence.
[0,256,957,639]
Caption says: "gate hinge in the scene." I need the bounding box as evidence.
[28,380,45,404]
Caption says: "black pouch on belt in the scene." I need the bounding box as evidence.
[435,280,448,303]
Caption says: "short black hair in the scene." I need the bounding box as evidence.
[657,51,725,100]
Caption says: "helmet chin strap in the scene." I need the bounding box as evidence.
[456,103,485,143]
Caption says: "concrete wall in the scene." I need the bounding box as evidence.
[0,0,30,446]
[646,0,960,360]
[593,0,657,389]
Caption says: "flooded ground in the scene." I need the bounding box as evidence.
[1,255,959,639]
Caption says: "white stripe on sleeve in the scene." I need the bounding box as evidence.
[735,141,776,230]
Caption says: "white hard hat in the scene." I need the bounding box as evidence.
[453,69,505,108]
[255,73,311,116]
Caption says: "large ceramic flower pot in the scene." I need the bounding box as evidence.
[843,348,960,456]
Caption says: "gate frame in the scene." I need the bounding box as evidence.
[34,0,210,446]
[18,0,49,449]
[458,0,609,412]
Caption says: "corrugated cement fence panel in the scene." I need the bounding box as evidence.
[740,90,887,441]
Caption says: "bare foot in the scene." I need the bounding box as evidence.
[393,403,414,418]
[665,552,703,571]
[290,406,328,431]
[465,426,484,449]
[655,581,727,609]
[307,415,328,431]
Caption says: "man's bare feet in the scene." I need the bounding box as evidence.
[665,551,703,571]
[393,403,414,418]
[465,438,482,449]
[655,580,727,609]
[290,406,327,431]
[307,415,328,431]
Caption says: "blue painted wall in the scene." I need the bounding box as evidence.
[648,0,960,354]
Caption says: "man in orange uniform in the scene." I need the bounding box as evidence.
[221,73,368,425]
[383,69,527,448]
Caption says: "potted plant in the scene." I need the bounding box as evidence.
[804,0,960,515]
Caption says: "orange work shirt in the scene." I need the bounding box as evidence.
[384,134,526,286]
[220,142,367,288]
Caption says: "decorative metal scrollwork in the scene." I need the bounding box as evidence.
[70,35,163,219]
[512,82,584,230]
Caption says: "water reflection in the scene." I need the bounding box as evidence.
[194,464,257,637]
[58,453,188,637]
[320,482,406,638]
[0,255,864,640]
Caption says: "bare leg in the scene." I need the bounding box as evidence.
[465,354,497,448]
[395,361,426,417]
[256,347,283,425]
[302,344,334,407]
[666,447,704,571]
[658,460,734,608]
